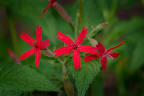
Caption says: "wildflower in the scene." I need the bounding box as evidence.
[54,27,97,70]
[41,0,56,18]
[19,25,50,67]
[84,41,125,70]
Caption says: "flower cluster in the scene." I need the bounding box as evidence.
[19,25,124,70]
[18,0,125,70]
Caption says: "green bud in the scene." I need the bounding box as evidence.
[96,22,108,29]
[41,48,53,57]
[88,38,98,47]
[76,10,80,19]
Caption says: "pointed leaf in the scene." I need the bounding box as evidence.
[67,58,101,96]
[0,65,60,92]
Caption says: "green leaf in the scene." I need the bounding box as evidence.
[0,65,61,92]
[67,58,101,96]
[0,90,30,96]
[131,39,144,71]
[36,59,62,80]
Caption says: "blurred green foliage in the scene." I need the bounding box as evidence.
[0,0,144,96]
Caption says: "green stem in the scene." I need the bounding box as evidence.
[88,28,97,37]
[43,45,74,95]
[79,0,84,29]
[56,57,74,96]
[57,58,64,64]
[8,17,20,56]
[108,0,119,22]
[75,17,78,39]
[62,59,74,96]
[74,10,80,39]
[41,48,74,96]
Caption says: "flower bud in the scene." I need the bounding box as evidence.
[41,48,53,57]
[53,2,72,23]
[7,49,22,65]
[88,22,108,37]
[96,22,108,29]
[88,38,98,47]
[76,10,80,19]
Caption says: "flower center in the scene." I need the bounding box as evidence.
[102,51,113,60]
[31,42,40,49]
[73,44,78,50]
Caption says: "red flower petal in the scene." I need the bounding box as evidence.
[78,45,97,53]
[109,52,120,58]
[40,40,50,49]
[84,53,101,62]
[54,46,73,56]
[19,48,36,60]
[100,57,107,70]
[57,32,74,46]
[96,42,105,53]
[106,41,125,52]
[20,32,36,47]
[73,50,81,70]
[41,3,53,18]
[75,27,88,45]
[35,49,41,67]
[36,25,42,46]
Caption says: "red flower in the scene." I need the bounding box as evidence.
[41,0,56,18]
[19,25,50,67]
[84,41,125,70]
[54,27,97,70]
